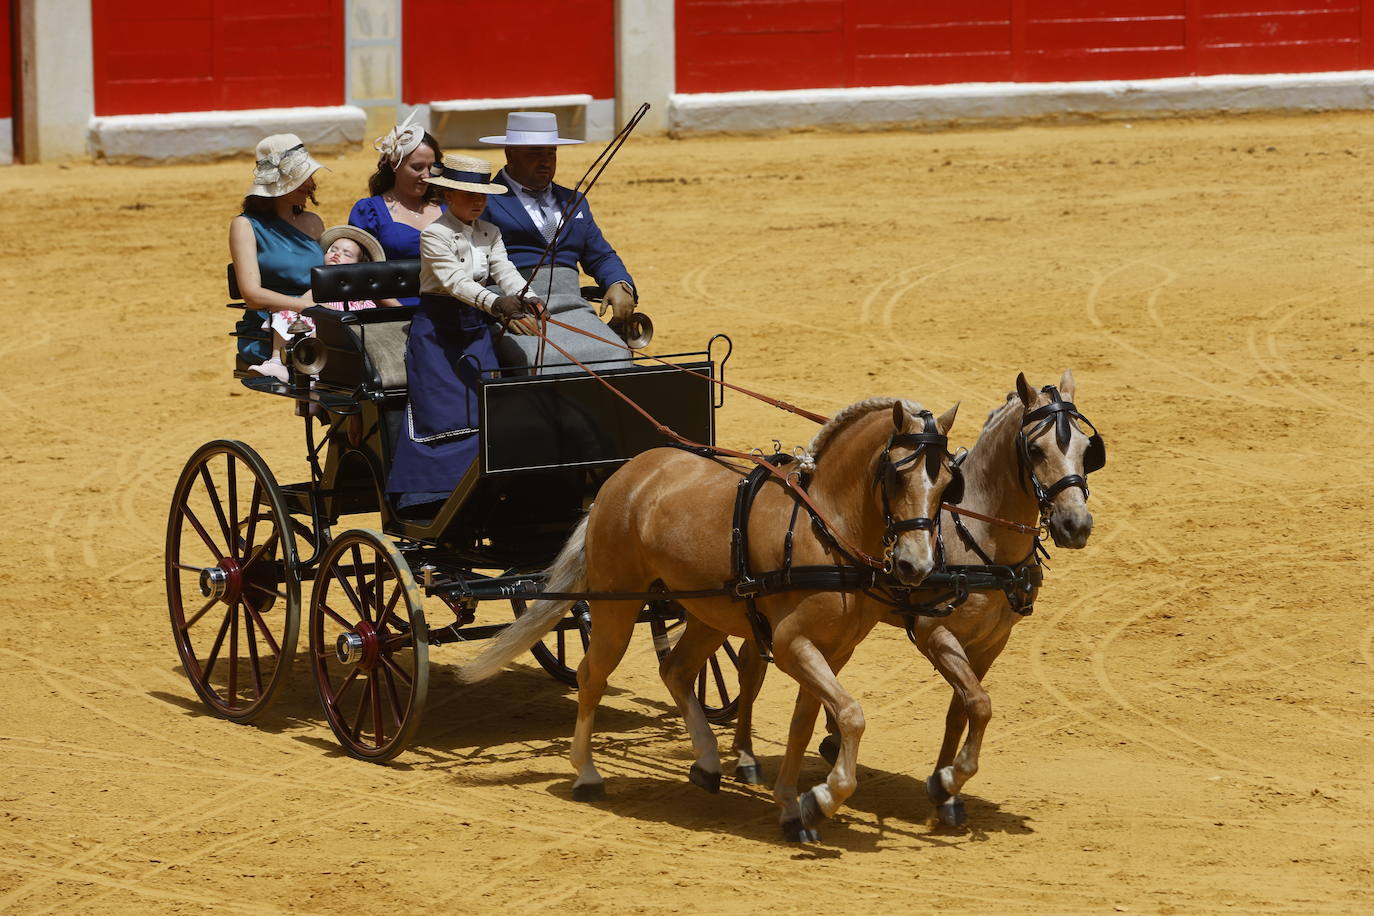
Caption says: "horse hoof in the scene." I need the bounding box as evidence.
[799,789,828,828]
[689,763,721,794]
[781,818,822,843]
[926,771,952,806]
[572,782,606,802]
[817,734,840,766]
[936,797,967,827]
[734,762,767,785]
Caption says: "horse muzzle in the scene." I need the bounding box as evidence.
[1046,508,1094,549]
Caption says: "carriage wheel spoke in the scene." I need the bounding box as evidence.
[181,595,219,632]
[380,653,413,686]
[709,655,728,704]
[349,679,370,741]
[332,665,360,705]
[370,675,384,747]
[351,544,370,622]
[174,561,207,573]
[336,563,366,620]
[242,593,282,655]
[239,530,279,577]
[243,601,264,698]
[201,607,234,685]
[243,481,263,554]
[381,664,404,728]
[226,455,239,552]
[246,581,288,602]
[372,553,387,625]
[227,602,240,706]
[722,639,739,664]
[382,633,413,653]
[181,505,225,562]
[198,465,235,552]
[319,601,356,632]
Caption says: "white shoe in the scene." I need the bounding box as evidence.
[249,357,289,383]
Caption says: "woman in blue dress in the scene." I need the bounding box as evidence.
[229,133,326,378]
[349,114,445,305]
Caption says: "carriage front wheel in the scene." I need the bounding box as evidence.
[308,529,428,762]
[166,440,301,722]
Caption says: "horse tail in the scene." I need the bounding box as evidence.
[456,515,590,684]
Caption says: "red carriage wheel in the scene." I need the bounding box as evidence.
[309,529,428,762]
[166,440,301,722]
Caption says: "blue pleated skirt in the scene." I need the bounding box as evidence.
[386,294,497,499]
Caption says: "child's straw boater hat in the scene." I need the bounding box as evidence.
[247,133,326,197]
[320,225,385,262]
[479,111,584,146]
[425,154,508,193]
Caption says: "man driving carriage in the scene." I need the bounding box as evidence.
[479,112,637,375]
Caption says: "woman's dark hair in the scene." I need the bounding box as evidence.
[241,187,318,217]
[367,131,444,200]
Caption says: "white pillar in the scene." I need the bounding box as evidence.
[347,0,403,145]
[18,0,94,161]
[615,0,675,134]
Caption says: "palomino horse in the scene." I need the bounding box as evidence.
[731,370,1105,827]
[458,398,960,840]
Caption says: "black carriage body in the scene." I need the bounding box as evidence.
[269,264,719,569]
[170,261,739,755]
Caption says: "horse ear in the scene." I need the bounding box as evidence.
[936,401,959,434]
[891,402,906,430]
[1015,373,1033,407]
[1059,368,1076,401]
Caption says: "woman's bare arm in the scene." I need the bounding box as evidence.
[229,215,315,313]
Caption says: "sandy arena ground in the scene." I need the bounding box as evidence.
[2,112,1373,914]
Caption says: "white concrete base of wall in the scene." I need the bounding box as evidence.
[0,119,12,165]
[88,105,368,162]
[670,71,1374,134]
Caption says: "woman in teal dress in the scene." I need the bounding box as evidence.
[228,133,327,377]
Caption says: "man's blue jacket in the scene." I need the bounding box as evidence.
[481,171,635,295]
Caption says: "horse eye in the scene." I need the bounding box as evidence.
[1028,444,1045,459]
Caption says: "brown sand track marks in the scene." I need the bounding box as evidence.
[7,119,1374,912]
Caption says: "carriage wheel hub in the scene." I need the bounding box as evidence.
[335,620,380,669]
[199,558,241,603]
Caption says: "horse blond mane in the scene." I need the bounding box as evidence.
[982,391,1020,432]
[807,397,925,460]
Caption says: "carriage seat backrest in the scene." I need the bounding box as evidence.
[306,261,421,391]
[312,260,420,305]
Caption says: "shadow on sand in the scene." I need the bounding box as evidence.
[150,663,1032,851]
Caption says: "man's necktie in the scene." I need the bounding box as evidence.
[524,186,558,243]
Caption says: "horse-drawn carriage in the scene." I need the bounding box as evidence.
[168,251,1109,841]
[165,259,741,761]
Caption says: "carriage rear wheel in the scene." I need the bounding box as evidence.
[650,609,742,725]
[166,440,301,722]
[308,529,428,762]
[518,598,590,688]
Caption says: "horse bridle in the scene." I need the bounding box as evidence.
[877,410,964,572]
[1016,386,1107,515]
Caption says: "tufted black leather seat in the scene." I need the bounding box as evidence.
[312,259,420,305]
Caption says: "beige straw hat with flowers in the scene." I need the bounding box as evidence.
[247,133,327,198]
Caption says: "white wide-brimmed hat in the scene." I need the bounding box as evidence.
[479,111,584,146]
[247,133,326,197]
[425,154,508,193]
[320,225,385,262]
